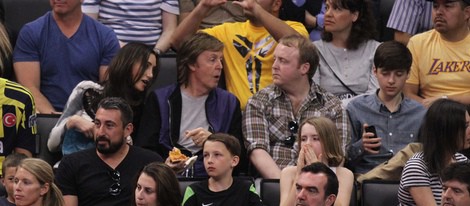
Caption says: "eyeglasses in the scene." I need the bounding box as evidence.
[108,170,121,196]
[284,121,298,146]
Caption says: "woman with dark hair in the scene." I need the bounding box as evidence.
[398,99,470,206]
[279,117,353,206]
[313,0,379,101]
[48,42,158,155]
[14,158,65,206]
[132,162,181,206]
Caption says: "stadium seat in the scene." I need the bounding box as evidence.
[378,0,396,41]
[260,178,358,206]
[361,180,400,206]
[150,52,177,91]
[350,181,358,206]
[260,178,280,206]
[35,113,62,166]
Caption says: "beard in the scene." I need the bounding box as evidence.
[95,135,124,154]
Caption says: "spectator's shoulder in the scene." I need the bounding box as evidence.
[214,88,238,101]
[246,84,276,106]
[408,29,435,45]
[130,145,163,162]
[155,83,178,96]
[60,148,96,164]
[402,97,426,111]
[82,14,115,33]
[347,94,374,109]
[313,84,341,105]
[20,12,50,33]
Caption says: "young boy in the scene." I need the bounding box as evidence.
[346,41,427,174]
[181,133,262,206]
[0,153,28,206]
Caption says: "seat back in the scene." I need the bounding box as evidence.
[1,0,51,48]
[258,178,358,206]
[35,114,62,166]
[350,181,358,206]
[377,0,396,41]
[150,52,177,92]
[260,178,280,206]
[361,180,400,206]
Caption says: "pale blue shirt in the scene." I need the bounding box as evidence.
[346,90,427,173]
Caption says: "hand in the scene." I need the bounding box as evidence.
[233,0,260,16]
[165,157,186,173]
[185,127,212,147]
[422,96,442,108]
[67,115,95,138]
[199,0,228,9]
[362,124,381,154]
[297,145,322,169]
[303,144,321,165]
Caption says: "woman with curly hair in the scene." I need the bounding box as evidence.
[313,0,379,101]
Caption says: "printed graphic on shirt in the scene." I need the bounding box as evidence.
[28,113,37,129]
[3,113,16,127]
[233,35,275,94]
[427,59,470,75]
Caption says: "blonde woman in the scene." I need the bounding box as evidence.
[0,22,13,79]
[14,158,64,206]
[280,117,354,206]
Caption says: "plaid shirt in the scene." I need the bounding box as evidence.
[243,83,350,169]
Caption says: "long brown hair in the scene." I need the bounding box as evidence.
[132,162,181,206]
[0,23,12,76]
[298,117,344,166]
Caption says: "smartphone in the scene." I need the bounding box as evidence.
[365,125,377,138]
[365,125,380,151]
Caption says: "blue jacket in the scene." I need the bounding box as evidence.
[136,84,246,177]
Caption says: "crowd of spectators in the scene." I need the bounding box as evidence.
[0,0,470,205]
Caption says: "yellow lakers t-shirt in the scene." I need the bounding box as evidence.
[203,20,308,109]
[407,30,470,98]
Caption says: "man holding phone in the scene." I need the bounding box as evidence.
[346,41,426,174]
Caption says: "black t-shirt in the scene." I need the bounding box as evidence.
[182,178,263,206]
[55,146,162,206]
